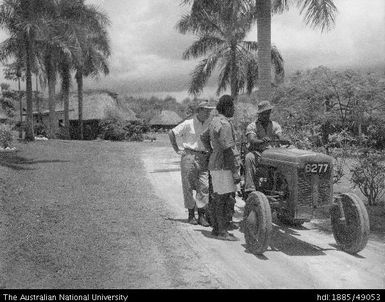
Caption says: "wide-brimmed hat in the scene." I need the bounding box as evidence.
[257,100,274,114]
[198,100,216,109]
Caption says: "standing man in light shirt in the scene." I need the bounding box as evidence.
[168,100,215,226]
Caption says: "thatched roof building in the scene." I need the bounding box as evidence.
[68,90,138,121]
[149,110,182,128]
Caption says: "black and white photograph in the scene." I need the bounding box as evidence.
[0,0,384,293]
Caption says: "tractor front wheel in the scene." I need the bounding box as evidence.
[330,193,369,254]
[243,191,272,255]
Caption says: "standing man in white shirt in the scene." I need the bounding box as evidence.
[168,100,215,226]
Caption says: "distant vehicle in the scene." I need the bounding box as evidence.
[240,140,370,255]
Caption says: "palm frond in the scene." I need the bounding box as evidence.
[272,0,292,14]
[298,0,338,32]
[189,55,219,95]
[216,60,231,95]
[183,35,225,60]
[271,45,285,78]
[239,40,259,53]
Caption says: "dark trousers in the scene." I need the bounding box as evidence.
[209,193,234,234]
[244,151,262,192]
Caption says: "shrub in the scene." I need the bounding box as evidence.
[34,123,47,136]
[365,118,385,150]
[99,118,127,141]
[0,124,13,148]
[99,118,149,141]
[350,150,385,206]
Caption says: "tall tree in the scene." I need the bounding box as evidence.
[178,0,284,98]
[0,0,48,140]
[257,0,337,101]
[37,0,82,139]
[73,4,110,140]
[182,0,337,102]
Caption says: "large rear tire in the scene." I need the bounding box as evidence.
[330,193,369,254]
[243,191,272,255]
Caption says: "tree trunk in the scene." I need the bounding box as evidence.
[230,43,239,99]
[76,71,84,140]
[35,74,42,124]
[256,0,272,103]
[24,32,34,141]
[18,78,22,139]
[61,64,71,139]
[47,54,57,139]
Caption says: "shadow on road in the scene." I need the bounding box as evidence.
[195,229,241,242]
[238,221,333,257]
[0,152,69,171]
[150,168,181,173]
[269,225,333,256]
[165,217,190,224]
[328,243,366,259]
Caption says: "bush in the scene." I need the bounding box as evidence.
[350,150,385,206]
[0,124,13,148]
[99,118,127,141]
[34,123,47,137]
[99,118,149,141]
[365,118,385,150]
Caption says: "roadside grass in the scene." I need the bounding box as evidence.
[0,138,183,288]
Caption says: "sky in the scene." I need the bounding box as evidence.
[1,0,384,101]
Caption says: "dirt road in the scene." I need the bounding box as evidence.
[0,139,383,289]
[141,145,385,289]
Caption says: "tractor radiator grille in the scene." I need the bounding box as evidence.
[297,172,331,207]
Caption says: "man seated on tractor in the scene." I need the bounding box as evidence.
[244,100,290,197]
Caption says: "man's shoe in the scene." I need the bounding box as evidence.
[197,208,210,227]
[188,216,198,225]
[217,232,239,241]
[198,214,210,227]
[227,221,239,230]
[188,208,198,225]
[211,229,219,236]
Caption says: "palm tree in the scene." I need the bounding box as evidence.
[178,0,284,98]
[0,0,48,141]
[73,4,110,140]
[36,0,83,139]
[181,0,337,102]
[257,0,337,101]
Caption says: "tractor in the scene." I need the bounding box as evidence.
[240,140,370,255]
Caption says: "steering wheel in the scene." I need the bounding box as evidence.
[266,139,291,148]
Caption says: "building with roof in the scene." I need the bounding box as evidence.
[149,110,182,131]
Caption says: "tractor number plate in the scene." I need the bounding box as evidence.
[305,163,329,174]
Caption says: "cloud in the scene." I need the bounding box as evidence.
[0,0,384,101]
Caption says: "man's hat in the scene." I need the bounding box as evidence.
[257,100,274,114]
[198,100,216,109]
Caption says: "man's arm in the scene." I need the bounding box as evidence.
[200,128,212,153]
[168,130,182,154]
[273,122,291,144]
[218,123,241,184]
[247,133,266,151]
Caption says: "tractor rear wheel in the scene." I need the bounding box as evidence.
[243,191,272,255]
[330,193,369,254]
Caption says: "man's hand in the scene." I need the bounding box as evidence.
[232,171,241,185]
[262,136,271,143]
[280,139,291,145]
[176,149,185,156]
